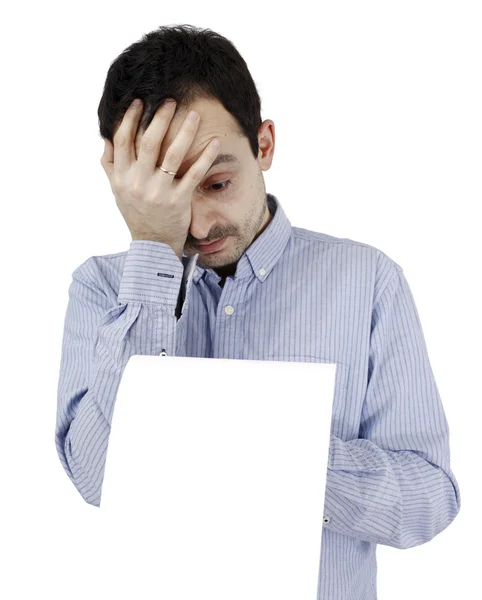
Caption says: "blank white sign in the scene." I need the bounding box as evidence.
[99,355,337,599]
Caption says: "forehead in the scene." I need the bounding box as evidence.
[180,96,235,125]
[174,151,240,180]
[169,97,239,141]
[168,98,242,175]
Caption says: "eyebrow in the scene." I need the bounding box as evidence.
[207,153,239,171]
[175,152,239,179]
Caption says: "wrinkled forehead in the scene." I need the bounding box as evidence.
[165,104,238,143]
[112,96,240,138]
[142,99,243,170]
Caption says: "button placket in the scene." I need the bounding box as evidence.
[212,274,243,359]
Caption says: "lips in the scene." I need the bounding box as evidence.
[197,238,222,246]
[193,237,227,253]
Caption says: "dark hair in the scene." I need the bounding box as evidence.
[97,24,262,159]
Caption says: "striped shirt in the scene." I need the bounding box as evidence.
[55,193,461,600]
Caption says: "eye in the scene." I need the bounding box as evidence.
[206,180,232,194]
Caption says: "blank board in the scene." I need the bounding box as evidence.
[98,355,337,599]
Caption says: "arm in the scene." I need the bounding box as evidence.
[55,240,188,507]
[323,267,461,549]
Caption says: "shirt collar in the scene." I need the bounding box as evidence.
[182,193,292,285]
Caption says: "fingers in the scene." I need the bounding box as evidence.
[175,137,221,195]
[110,99,145,175]
[100,138,114,179]
[100,98,219,199]
[135,99,177,180]
[156,109,205,179]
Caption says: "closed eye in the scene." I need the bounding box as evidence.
[207,180,232,193]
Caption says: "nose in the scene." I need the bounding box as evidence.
[188,204,219,243]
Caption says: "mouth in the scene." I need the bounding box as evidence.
[193,237,227,253]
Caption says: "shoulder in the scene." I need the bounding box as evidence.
[291,225,402,280]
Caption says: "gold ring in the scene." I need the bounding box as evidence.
[158,165,177,176]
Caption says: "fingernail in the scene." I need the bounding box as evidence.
[132,99,142,107]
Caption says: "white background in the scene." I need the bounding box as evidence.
[1,1,480,598]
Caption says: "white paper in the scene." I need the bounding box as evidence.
[99,355,337,599]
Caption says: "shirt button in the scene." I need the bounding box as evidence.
[194,270,199,276]
[258,268,266,276]
[323,515,330,524]
[224,305,235,316]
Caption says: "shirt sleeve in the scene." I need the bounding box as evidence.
[322,268,461,549]
[55,241,189,507]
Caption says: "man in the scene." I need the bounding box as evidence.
[55,24,461,600]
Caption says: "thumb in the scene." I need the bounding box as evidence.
[100,138,114,175]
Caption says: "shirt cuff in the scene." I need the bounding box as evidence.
[118,240,184,306]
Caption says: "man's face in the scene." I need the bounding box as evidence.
[134,97,275,278]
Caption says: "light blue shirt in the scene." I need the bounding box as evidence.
[55,193,461,600]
